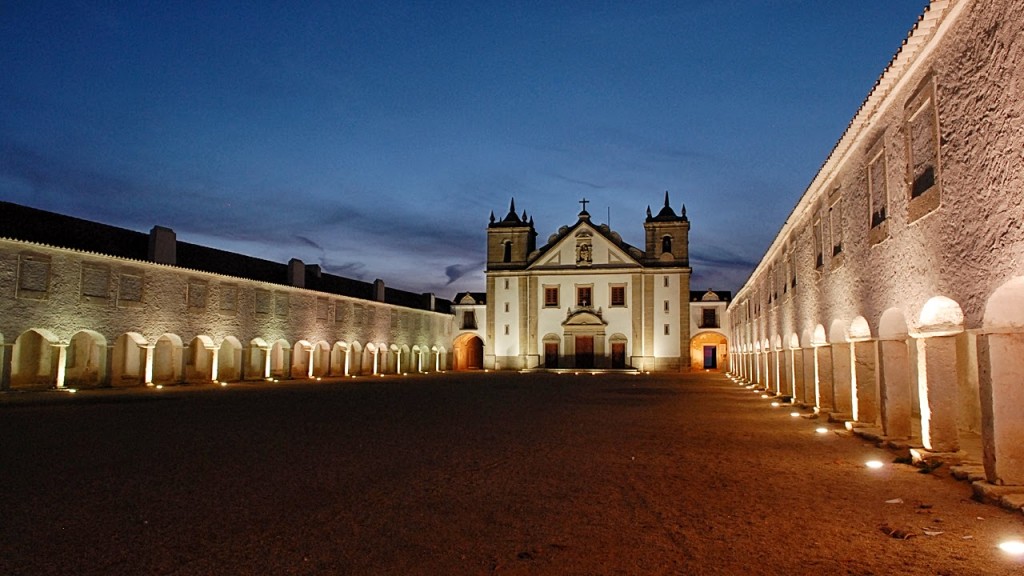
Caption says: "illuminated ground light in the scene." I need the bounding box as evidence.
[770,402,780,407]
[790,412,800,417]
[155,385,163,390]
[220,382,228,387]
[865,460,884,469]
[316,377,322,381]
[760,394,770,399]
[815,427,829,434]
[999,540,1024,555]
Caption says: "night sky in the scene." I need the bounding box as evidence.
[1,2,925,298]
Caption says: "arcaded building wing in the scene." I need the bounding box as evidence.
[0,202,453,389]
[729,1,1024,486]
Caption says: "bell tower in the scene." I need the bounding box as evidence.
[643,191,689,266]
[486,198,537,271]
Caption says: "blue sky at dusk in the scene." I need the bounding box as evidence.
[1,2,926,297]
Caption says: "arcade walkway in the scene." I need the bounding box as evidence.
[1,372,1021,575]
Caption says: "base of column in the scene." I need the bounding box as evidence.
[910,447,969,467]
[826,412,852,423]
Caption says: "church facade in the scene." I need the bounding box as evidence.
[484,195,692,371]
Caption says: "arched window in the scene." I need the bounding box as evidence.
[503,241,512,263]
[662,235,672,254]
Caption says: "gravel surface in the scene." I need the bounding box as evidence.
[2,371,1022,575]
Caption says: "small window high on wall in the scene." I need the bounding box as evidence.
[905,74,942,222]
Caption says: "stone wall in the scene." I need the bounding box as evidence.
[728,0,1024,486]
[0,238,453,389]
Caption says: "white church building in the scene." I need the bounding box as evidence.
[480,195,700,372]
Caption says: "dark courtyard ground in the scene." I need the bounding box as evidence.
[2,371,1023,575]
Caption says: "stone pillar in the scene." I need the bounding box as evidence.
[978,333,1024,484]
[830,342,853,416]
[102,345,115,387]
[778,349,790,397]
[851,339,879,425]
[53,343,69,389]
[372,349,379,375]
[801,348,815,404]
[143,344,155,385]
[210,347,220,382]
[307,348,316,378]
[767,350,776,393]
[792,348,804,400]
[916,334,961,453]
[814,345,834,414]
[0,343,12,391]
[879,338,912,439]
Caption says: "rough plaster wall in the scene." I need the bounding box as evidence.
[0,240,453,356]
[734,0,1024,343]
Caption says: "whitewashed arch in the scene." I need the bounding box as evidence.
[829,319,849,344]
[917,296,965,336]
[878,308,909,340]
[849,316,872,341]
[812,324,827,346]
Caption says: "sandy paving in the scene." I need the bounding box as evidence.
[1,371,1022,575]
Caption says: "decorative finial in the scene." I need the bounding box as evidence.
[522,210,527,221]
[681,203,687,219]
[579,197,590,213]
[663,190,670,207]
[646,206,652,218]
[509,197,516,214]
[489,211,495,224]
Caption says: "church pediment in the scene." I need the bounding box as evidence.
[528,221,641,270]
[562,308,606,327]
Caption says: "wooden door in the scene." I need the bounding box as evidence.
[544,342,558,368]
[611,342,626,368]
[575,336,594,369]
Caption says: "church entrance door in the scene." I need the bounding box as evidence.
[545,342,558,368]
[575,336,594,368]
[611,342,626,368]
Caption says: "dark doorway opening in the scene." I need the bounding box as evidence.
[703,345,718,369]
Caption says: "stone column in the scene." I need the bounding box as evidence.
[143,344,155,385]
[978,332,1024,484]
[801,348,815,404]
[778,348,790,397]
[791,348,804,400]
[53,343,69,389]
[102,345,115,387]
[814,345,834,414]
[0,343,12,391]
[879,338,912,439]
[851,339,879,425]
[830,342,853,417]
[308,348,316,378]
[208,344,219,381]
[767,350,776,393]
[916,334,961,453]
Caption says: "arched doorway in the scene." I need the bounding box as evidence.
[453,333,483,371]
[153,333,183,385]
[11,328,60,389]
[690,332,729,371]
[218,337,243,382]
[66,330,107,389]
